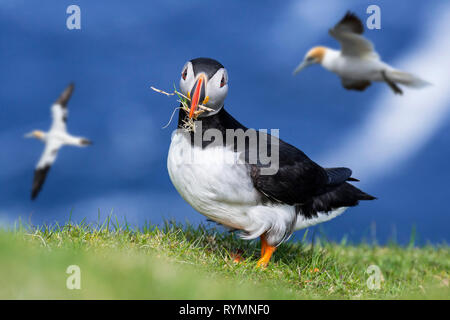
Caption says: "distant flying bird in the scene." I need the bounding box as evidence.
[25,83,92,200]
[167,58,375,267]
[293,12,429,94]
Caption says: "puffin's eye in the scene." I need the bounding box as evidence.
[220,75,226,88]
[181,69,187,80]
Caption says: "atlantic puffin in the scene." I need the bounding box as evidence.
[25,83,92,200]
[167,57,375,266]
[293,12,429,94]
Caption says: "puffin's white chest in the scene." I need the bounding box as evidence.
[167,131,260,229]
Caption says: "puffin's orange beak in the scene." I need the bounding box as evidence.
[189,75,206,119]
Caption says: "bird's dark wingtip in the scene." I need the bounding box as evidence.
[362,193,377,201]
[55,82,75,107]
[343,11,360,22]
[80,139,93,146]
[336,11,364,34]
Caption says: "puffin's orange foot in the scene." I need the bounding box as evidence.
[256,258,268,268]
[260,236,267,257]
[257,235,276,268]
[230,249,244,263]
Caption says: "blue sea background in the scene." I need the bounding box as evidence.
[0,0,449,244]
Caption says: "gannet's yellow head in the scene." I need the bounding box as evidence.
[293,46,326,75]
[25,130,45,140]
[305,46,326,63]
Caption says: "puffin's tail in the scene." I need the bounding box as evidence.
[302,182,376,217]
[385,70,430,88]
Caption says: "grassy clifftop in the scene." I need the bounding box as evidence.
[0,220,448,299]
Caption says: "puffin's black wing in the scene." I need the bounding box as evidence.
[250,138,332,205]
[325,167,353,186]
[249,135,367,206]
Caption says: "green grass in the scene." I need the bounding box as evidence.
[0,219,448,299]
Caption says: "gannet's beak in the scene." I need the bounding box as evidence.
[293,60,312,75]
[24,132,34,138]
[189,74,207,119]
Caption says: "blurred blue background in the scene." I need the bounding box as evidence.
[0,0,449,244]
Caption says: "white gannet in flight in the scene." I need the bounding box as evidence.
[293,12,429,95]
[25,83,92,200]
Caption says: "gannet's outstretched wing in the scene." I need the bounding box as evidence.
[31,139,63,200]
[329,12,379,59]
[50,83,74,133]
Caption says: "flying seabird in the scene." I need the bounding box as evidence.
[167,58,375,267]
[293,12,429,94]
[25,83,92,200]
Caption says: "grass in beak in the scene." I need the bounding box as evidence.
[151,86,213,133]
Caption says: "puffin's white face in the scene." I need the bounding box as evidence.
[179,59,228,118]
